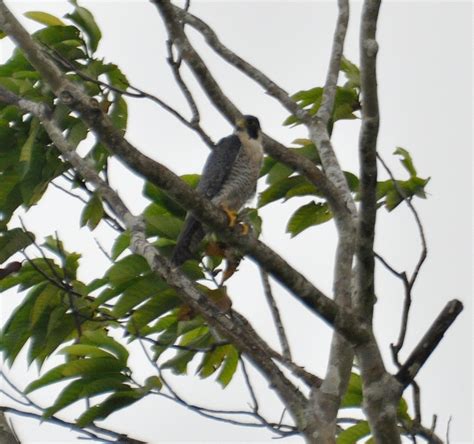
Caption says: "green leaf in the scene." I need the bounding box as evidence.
[340,56,361,89]
[61,344,114,359]
[217,345,239,387]
[394,147,417,177]
[0,228,34,265]
[19,117,40,172]
[30,284,61,326]
[129,288,180,331]
[25,357,126,393]
[258,176,319,208]
[266,162,293,185]
[67,120,88,149]
[106,254,150,286]
[64,252,81,279]
[344,171,360,192]
[81,330,129,365]
[43,376,129,418]
[144,209,183,240]
[337,421,370,444]
[397,396,411,421]
[112,273,167,318]
[76,390,142,427]
[1,282,47,364]
[66,2,102,52]
[111,232,130,260]
[198,345,229,379]
[143,182,186,217]
[341,373,363,408]
[110,95,127,132]
[144,375,162,391]
[80,193,104,230]
[286,202,332,237]
[24,11,66,27]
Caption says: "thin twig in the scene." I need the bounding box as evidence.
[50,180,88,203]
[377,153,428,291]
[259,269,292,360]
[446,416,452,444]
[47,44,214,148]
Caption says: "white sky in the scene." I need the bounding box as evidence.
[0,1,472,443]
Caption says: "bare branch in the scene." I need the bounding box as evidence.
[356,0,381,318]
[396,300,463,388]
[171,3,311,123]
[259,270,292,360]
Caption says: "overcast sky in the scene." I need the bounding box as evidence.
[0,1,472,443]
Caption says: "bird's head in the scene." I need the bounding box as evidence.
[235,115,261,140]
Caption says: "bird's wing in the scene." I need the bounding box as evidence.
[197,135,242,198]
[172,135,241,265]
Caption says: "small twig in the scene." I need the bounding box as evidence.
[50,180,88,203]
[446,416,452,444]
[135,332,229,353]
[377,153,428,292]
[94,238,112,261]
[374,251,406,280]
[0,389,29,407]
[240,358,259,412]
[259,269,292,360]
[166,39,199,123]
[19,218,64,284]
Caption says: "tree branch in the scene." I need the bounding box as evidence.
[396,300,463,388]
[259,270,292,360]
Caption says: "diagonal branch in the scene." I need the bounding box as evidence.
[396,300,463,388]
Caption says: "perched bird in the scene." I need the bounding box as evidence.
[171,115,263,266]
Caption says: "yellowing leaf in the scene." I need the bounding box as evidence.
[24,11,66,27]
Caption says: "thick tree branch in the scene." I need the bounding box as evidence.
[353,2,405,443]
[396,300,463,388]
[356,0,380,318]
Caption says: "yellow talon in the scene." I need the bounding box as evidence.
[221,205,238,228]
[239,222,250,235]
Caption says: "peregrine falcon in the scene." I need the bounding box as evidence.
[171,115,263,265]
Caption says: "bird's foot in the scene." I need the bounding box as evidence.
[238,222,250,235]
[221,205,238,228]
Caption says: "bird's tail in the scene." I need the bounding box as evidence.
[171,216,205,265]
